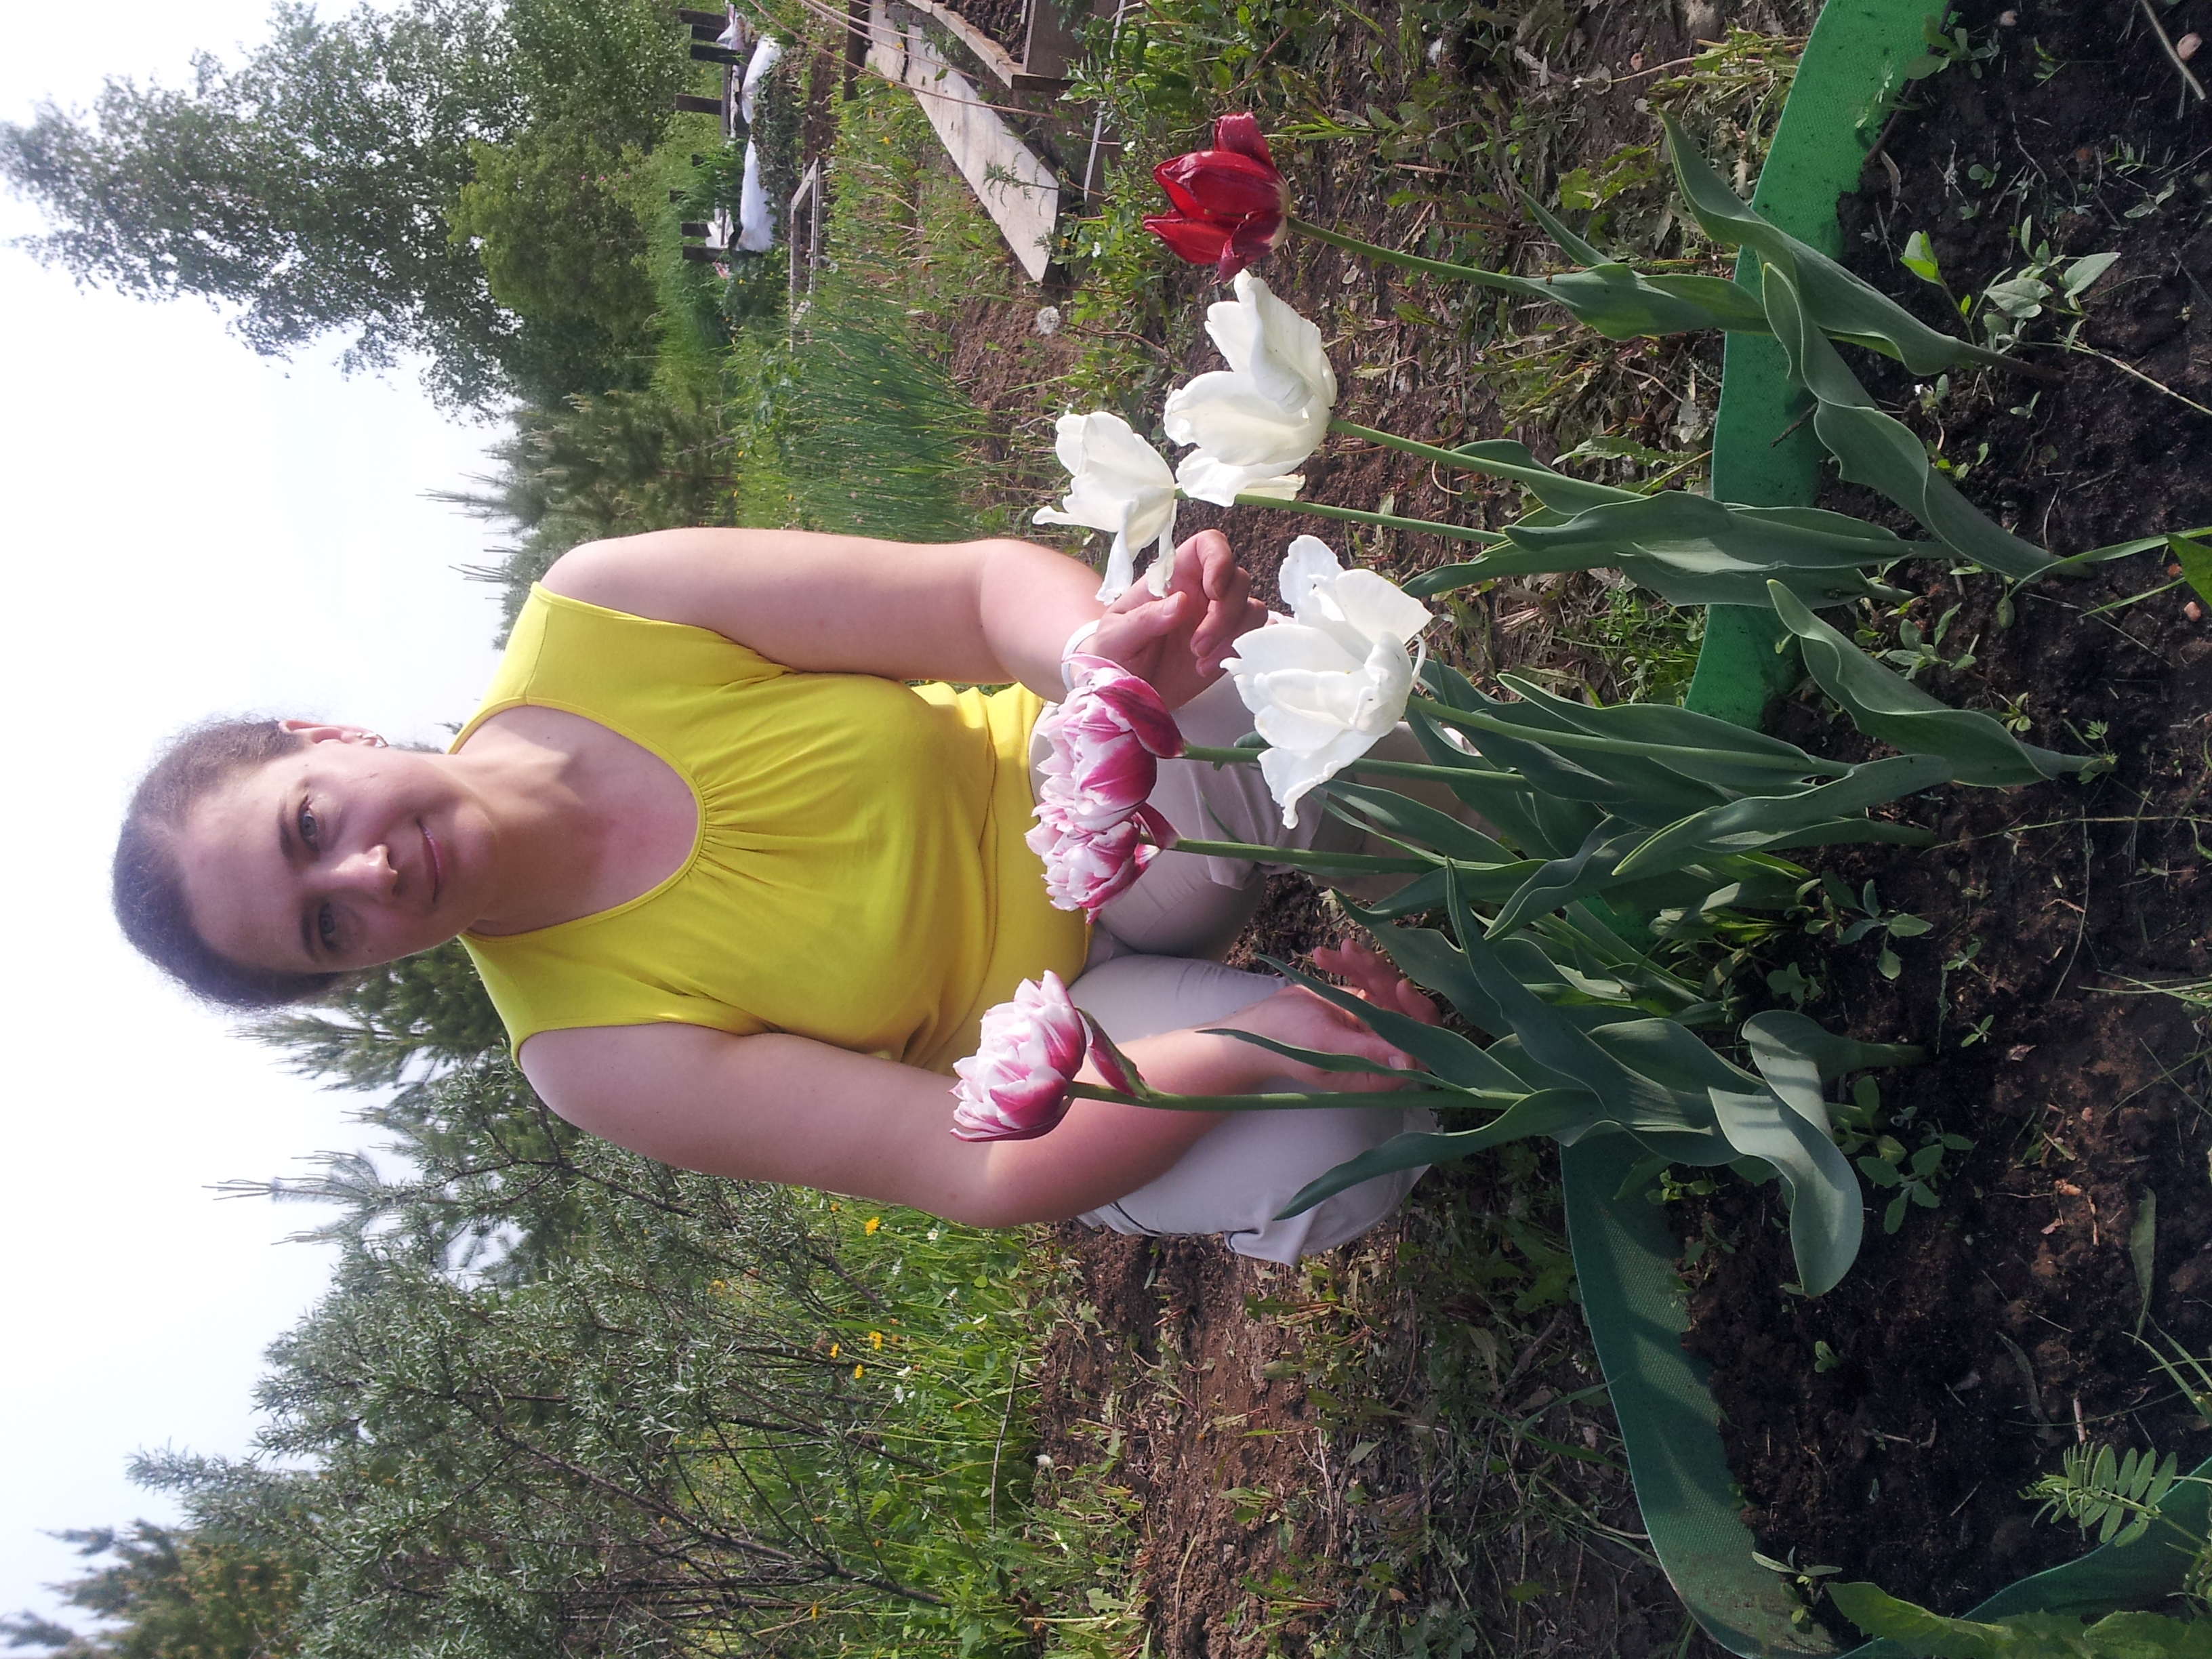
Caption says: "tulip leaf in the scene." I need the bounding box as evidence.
[1496,672,1845,793]
[1315,777,1521,865]
[1439,436,1641,514]
[1767,581,2100,784]
[1756,261,2056,579]
[1709,1086,1864,1296]
[1740,1010,1925,1083]
[1660,112,2017,377]
[1411,689,1735,824]
[1275,1091,1607,1217]
[1489,819,1652,939]
[1613,754,1952,877]
[1424,492,1912,611]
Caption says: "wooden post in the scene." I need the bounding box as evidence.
[674,94,723,116]
[689,43,742,64]
[843,0,868,97]
[680,245,724,263]
[676,9,724,28]
[680,220,711,237]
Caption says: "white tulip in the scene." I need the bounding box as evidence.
[1163,271,1337,506]
[1223,537,1437,824]
[1033,411,1180,600]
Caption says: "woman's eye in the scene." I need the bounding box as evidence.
[298,804,319,846]
[317,904,338,949]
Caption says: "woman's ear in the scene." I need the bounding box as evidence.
[278,720,388,748]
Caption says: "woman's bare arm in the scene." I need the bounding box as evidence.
[518,988,1419,1228]
[537,527,1261,708]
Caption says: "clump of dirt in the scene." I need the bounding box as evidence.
[1677,0,2212,1621]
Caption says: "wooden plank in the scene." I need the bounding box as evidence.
[901,0,1020,88]
[898,27,1059,280]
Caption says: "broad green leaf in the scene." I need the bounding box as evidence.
[1757,260,2057,579]
[1410,693,1738,824]
[1768,582,2098,783]
[1660,113,2017,377]
[1407,493,1911,610]
[1614,754,1952,877]
[1901,230,1944,287]
[2089,1612,2212,1658]
[1498,671,1845,794]
[1195,1029,1464,1083]
[1275,1092,1606,1217]
[1740,1010,1924,1082]
[1490,819,1652,938]
[2062,251,2120,299]
[1709,1087,1863,1294]
[1827,1582,2011,1656]
[2172,531,2212,607]
[1316,777,1522,864]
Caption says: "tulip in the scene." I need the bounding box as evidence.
[1223,536,1437,823]
[951,972,1088,1141]
[1163,272,1336,506]
[1034,654,1187,830]
[1145,112,1291,280]
[1027,802,1175,914]
[1033,411,1181,600]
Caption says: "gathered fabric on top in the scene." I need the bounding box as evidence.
[455,586,1092,1074]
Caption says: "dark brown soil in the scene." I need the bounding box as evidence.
[1677,0,2212,1623]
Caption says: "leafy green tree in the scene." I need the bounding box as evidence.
[249,941,505,1094]
[436,387,738,632]
[447,122,655,341]
[0,0,685,407]
[0,1522,301,1659]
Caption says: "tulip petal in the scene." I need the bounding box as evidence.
[1143,211,1233,266]
[1173,449,1305,506]
[1213,112,1276,170]
[1163,370,1328,471]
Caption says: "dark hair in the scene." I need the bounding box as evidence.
[113,718,348,1010]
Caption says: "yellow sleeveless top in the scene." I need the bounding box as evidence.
[453,586,1091,1074]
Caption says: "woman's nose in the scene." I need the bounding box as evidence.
[326,843,398,899]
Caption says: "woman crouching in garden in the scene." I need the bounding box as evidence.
[112,527,1439,1262]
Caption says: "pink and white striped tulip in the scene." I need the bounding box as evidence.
[951,971,1090,1141]
[1034,655,1187,830]
[1027,801,1175,914]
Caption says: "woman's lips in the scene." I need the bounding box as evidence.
[421,821,445,903]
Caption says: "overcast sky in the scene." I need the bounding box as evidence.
[1,0,511,1631]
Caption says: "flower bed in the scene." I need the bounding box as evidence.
[1671,0,2212,1628]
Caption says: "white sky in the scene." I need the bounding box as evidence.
[1,0,510,1632]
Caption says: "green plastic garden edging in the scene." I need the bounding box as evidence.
[1559,6,2212,1651]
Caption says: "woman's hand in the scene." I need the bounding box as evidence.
[1204,981,1427,1093]
[1311,937,1443,1027]
[1088,530,1269,710]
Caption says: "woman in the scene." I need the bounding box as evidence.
[115,526,1439,1261]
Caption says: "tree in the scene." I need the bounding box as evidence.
[0,0,687,409]
[0,1523,301,1659]
[447,122,655,342]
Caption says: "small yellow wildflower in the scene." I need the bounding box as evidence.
[829,1343,840,1359]
[869,1330,884,1349]
[853,1364,865,1379]
[864,1216,880,1235]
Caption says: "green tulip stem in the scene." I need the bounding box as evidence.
[1159,837,1435,875]
[1177,743,1532,790]
[1404,694,1855,776]
[1224,491,1501,545]
[1067,1082,1479,1111]
[1328,419,1570,493]
[1286,215,1528,291]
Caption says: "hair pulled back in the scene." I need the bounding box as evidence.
[113,718,346,1009]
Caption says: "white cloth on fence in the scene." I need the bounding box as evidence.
[739,36,783,124]
[736,141,774,252]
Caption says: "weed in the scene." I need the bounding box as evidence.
[1801,874,1936,979]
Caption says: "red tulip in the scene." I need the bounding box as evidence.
[1145,112,1291,280]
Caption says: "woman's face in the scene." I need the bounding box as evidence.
[174,723,496,975]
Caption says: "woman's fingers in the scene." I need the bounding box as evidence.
[1311,939,1443,1027]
